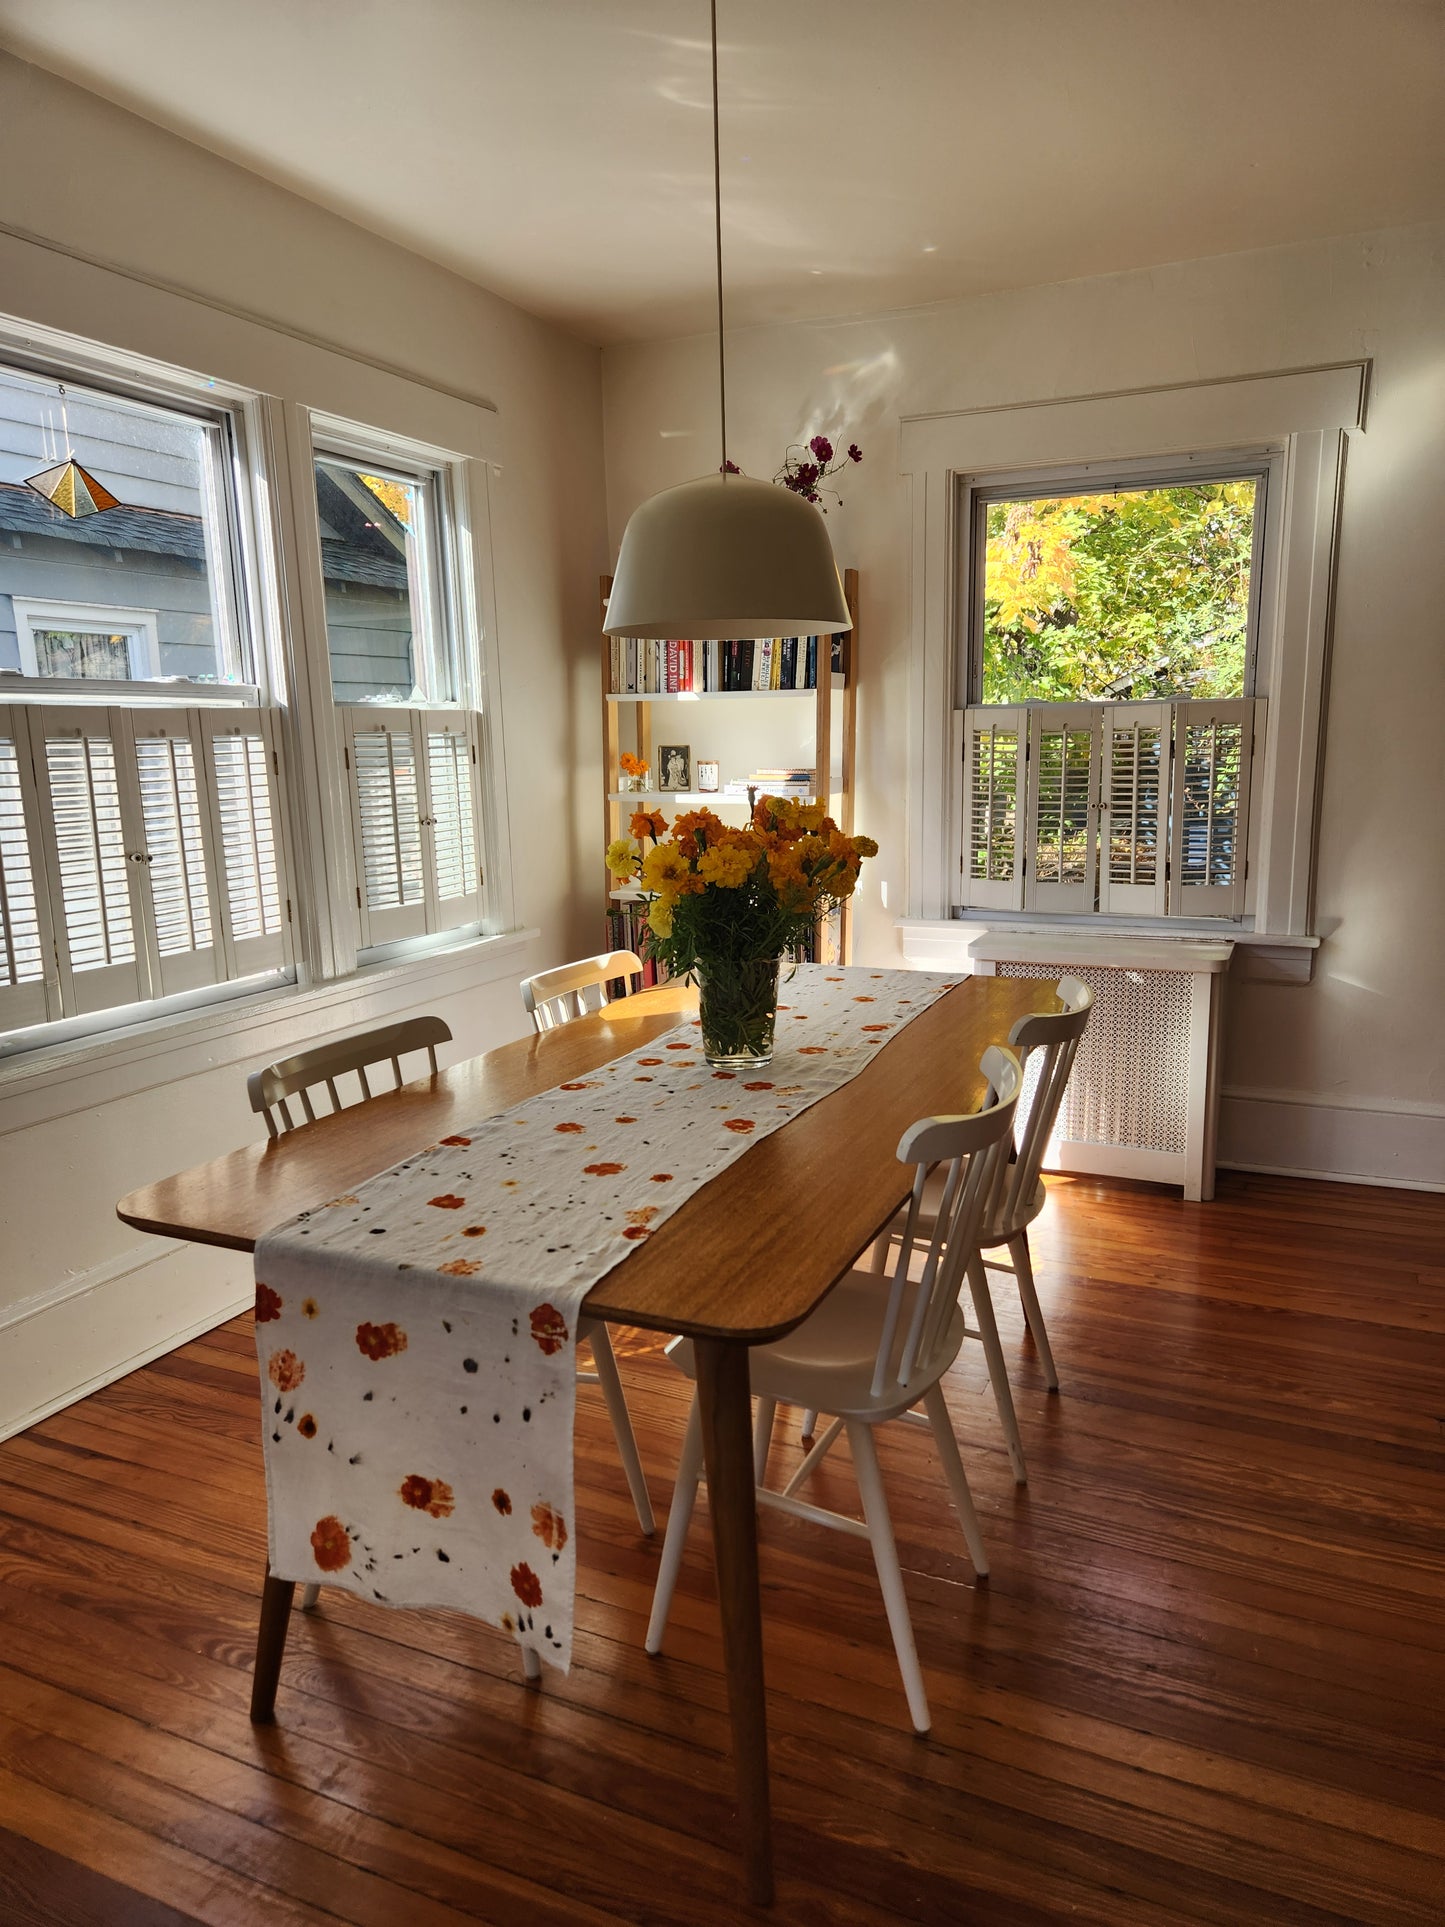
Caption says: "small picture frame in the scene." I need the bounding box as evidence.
[696,758,720,793]
[658,744,692,792]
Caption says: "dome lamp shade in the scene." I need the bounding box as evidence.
[603,472,851,640]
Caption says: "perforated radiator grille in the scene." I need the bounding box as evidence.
[997,961,1191,1154]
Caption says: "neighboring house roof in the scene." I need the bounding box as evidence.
[0,479,408,591]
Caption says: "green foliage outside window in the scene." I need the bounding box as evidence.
[980,479,1257,705]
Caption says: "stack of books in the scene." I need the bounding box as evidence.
[607,636,826,694]
[721,768,817,801]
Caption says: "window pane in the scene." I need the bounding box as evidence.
[317,459,449,703]
[980,479,1257,705]
[0,363,238,684]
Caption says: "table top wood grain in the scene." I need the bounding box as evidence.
[117,974,1055,1344]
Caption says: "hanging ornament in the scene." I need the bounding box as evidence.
[23,385,122,519]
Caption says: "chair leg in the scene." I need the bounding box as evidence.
[922,1382,989,1578]
[645,1396,706,1654]
[300,1583,321,1612]
[752,1396,777,1483]
[587,1323,656,1535]
[522,1644,542,1683]
[1009,1232,1059,1392]
[799,1407,819,1443]
[847,1421,930,1734]
[249,1566,295,1724]
[967,1256,1028,1486]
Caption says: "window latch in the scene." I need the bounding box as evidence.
[127,849,154,865]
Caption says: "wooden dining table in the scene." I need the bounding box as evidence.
[117,970,1050,1905]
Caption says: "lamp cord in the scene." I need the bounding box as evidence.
[710,0,727,474]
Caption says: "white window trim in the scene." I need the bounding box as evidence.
[12,595,161,679]
[899,361,1367,938]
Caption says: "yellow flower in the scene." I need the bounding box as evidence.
[851,834,879,860]
[646,894,675,938]
[697,841,756,889]
[798,803,828,833]
[606,837,640,878]
[641,842,692,894]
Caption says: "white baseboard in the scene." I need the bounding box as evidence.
[1218,1088,1445,1192]
[0,1238,252,1443]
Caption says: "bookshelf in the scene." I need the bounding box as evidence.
[600,568,858,971]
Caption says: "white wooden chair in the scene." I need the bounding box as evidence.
[516,956,660,1539]
[247,1015,452,1139]
[805,976,1094,1485]
[645,1047,1023,1734]
[521,950,643,1032]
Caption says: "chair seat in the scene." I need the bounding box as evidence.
[666,1269,966,1420]
[888,1164,1047,1250]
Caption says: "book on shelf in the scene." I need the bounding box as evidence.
[607,634,828,695]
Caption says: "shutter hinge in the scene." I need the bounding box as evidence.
[344,745,351,770]
[356,885,362,908]
[286,896,293,924]
[478,865,485,887]
[272,748,279,774]
[471,744,477,764]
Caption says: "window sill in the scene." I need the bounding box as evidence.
[899,917,1319,982]
[0,926,540,1135]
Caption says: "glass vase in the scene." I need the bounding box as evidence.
[696,956,782,1069]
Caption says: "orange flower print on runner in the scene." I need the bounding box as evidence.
[428,1193,466,1209]
[255,1283,282,1323]
[712,1071,735,1080]
[530,1303,569,1355]
[862,1024,890,1032]
[650,1173,674,1183]
[665,1043,691,1050]
[400,1474,455,1518]
[854,995,875,1002]
[637,1058,663,1066]
[267,1349,304,1392]
[797,1045,827,1054]
[532,1503,568,1551]
[722,1118,756,1134]
[743,1081,774,1090]
[462,1225,487,1238]
[492,1488,512,1515]
[614,1115,637,1124]
[511,1562,544,1609]
[554,1122,585,1134]
[301,1297,319,1319]
[583,1162,626,1176]
[355,1321,408,1361]
[622,1226,651,1241]
[439,1134,472,1147]
[438,1258,482,1277]
[297,1414,317,1439]
[311,1516,350,1571]
[559,1082,598,1091]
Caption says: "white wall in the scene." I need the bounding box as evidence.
[602,223,1445,1186]
[0,54,609,1436]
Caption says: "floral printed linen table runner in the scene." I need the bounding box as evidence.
[253,964,961,1673]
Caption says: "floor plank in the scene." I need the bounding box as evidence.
[0,1171,1442,1924]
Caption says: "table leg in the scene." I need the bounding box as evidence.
[694,1336,774,1907]
[249,1565,296,1723]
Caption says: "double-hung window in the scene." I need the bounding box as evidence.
[959,457,1269,922]
[0,357,290,1038]
[313,434,486,954]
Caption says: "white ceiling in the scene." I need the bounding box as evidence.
[2,0,1443,345]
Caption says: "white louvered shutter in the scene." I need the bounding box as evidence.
[27,706,150,1016]
[1168,698,1260,917]
[1098,703,1170,917]
[343,707,429,945]
[129,709,223,996]
[203,712,291,977]
[0,706,58,1030]
[1024,705,1100,913]
[960,707,1025,910]
[423,711,483,930]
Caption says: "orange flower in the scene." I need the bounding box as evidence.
[267,1349,304,1392]
[531,1503,568,1552]
[722,1118,756,1134]
[554,1121,585,1133]
[669,808,726,860]
[400,1474,455,1518]
[355,1321,408,1361]
[530,1303,569,1355]
[255,1283,282,1323]
[311,1516,350,1572]
[629,807,668,842]
[297,1414,317,1439]
[583,1162,626,1176]
[428,1193,466,1209]
[510,1562,544,1608]
[619,751,648,778]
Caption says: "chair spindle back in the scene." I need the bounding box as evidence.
[520,951,643,1033]
[871,1045,1023,1399]
[989,976,1093,1235]
[247,1015,452,1139]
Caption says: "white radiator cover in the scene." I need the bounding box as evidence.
[966,933,1234,1201]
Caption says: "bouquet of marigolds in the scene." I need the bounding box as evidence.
[606,797,878,1065]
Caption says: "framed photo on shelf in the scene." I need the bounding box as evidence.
[696,758,720,792]
[658,744,692,792]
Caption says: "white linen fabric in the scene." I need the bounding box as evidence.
[253,965,960,1672]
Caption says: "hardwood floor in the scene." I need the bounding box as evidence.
[0,1171,1442,1925]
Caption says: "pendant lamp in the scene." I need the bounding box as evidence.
[604,2,851,641]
